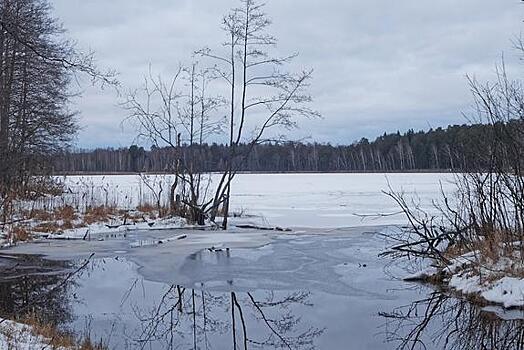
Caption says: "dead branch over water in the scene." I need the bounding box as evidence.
[382,60,524,291]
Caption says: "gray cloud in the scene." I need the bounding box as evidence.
[51,0,523,148]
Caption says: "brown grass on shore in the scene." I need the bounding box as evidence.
[9,226,30,242]
[22,314,76,349]
[83,205,119,225]
[0,313,108,349]
[6,202,174,243]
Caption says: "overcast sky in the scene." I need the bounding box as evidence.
[50,0,523,148]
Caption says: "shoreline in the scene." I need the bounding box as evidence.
[53,170,458,176]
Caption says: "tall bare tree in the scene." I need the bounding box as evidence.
[198,0,320,228]
[124,0,318,228]
[0,0,116,221]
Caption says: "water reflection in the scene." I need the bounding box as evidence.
[128,284,323,349]
[0,254,523,350]
[381,291,524,350]
[0,255,73,326]
[0,255,323,349]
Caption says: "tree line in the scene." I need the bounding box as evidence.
[53,121,506,173]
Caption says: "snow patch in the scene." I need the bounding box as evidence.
[409,250,524,309]
[48,216,188,240]
[481,277,524,309]
[403,266,439,281]
[0,319,68,350]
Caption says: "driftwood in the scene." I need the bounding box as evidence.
[157,234,187,244]
[235,224,292,232]
[105,223,134,229]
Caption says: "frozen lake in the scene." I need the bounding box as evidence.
[61,173,457,227]
[228,173,455,227]
[2,172,521,349]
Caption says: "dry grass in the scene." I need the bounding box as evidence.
[55,205,79,231]
[443,241,469,261]
[136,203,172,220]
[466,227,514,263]
[136,203,156,214]
[83,205,118,225]
[55,205,78,222]
[0,314,109,350]
[30,205,118,231]
[78,338,107,350]
[22,314,76,349]
[213,205,245,219]
[29,209,54,222]
[445,225,522,261]
[9,226,30,242]
[6,200,177,243]
[27,205,81,234]
[441,228,524,283]
[137,203,171,219]
[33,222,63,234]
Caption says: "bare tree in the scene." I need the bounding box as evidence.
[124,0,318,228]
[0,0,116,222]
[197,0,320,228]
[382,59,524,278]
[122,63,223,224]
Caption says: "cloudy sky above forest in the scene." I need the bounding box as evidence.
[51,0,523,148]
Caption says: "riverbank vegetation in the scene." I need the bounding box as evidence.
[0,0,115,227]
[384,63,524,309]
[0,315,107,350]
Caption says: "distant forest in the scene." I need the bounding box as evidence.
[54,122,509,173]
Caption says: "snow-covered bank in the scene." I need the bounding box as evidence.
[407,251,524,309]
[0,319,53,350]
[47,215,188,241]
[0,204,192,248]
[0,319,60,350]
[0,318,101,350]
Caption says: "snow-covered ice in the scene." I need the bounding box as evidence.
[59,173,456,228]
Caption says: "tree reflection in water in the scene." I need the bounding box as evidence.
[0,255,323,349]
[130,284,324,350]
[381,291,524,350]
[0,254,75,328]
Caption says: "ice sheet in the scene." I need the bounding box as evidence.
[60,173,456,228]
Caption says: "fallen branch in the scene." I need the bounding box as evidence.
[236,224,291,232]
